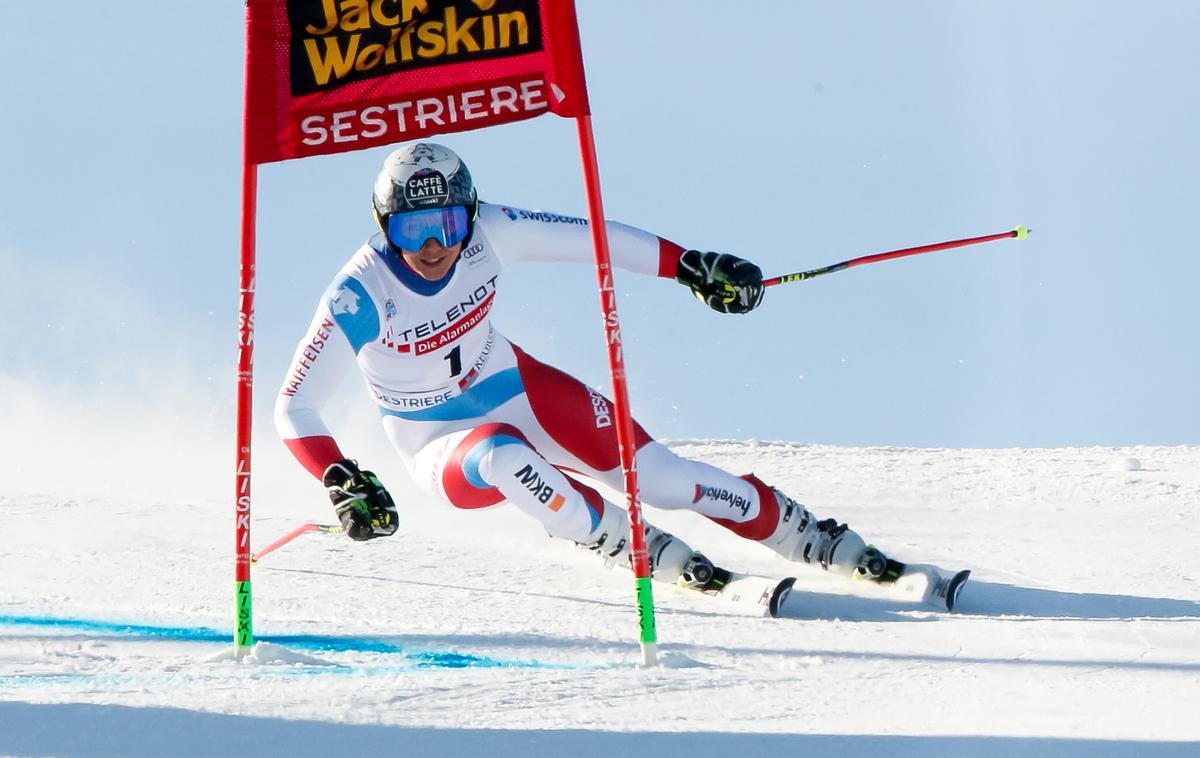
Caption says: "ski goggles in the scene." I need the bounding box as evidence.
[385,206,472,252]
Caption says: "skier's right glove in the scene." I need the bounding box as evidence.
[322,459,399,541]
[676,250,764,315]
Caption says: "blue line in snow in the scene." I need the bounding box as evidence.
[0,615,227,642]
[0,615,563,670]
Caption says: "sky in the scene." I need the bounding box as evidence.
[2,0,1198,480]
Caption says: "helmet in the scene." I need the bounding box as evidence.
[372,142,477,227]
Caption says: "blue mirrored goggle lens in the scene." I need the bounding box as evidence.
[386,207,471,251]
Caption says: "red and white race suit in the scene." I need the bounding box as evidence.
[275,203,781,544]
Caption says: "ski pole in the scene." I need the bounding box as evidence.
[762,226,1030,287]
[250,522,343,565]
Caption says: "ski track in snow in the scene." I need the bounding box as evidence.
[2,442,1198,757]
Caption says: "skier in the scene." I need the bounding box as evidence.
[275,142,938,602]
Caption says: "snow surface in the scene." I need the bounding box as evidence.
[2,441,1199,757]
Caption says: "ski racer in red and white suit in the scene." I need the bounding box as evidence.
[275,143,881,584]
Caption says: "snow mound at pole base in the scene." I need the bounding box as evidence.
[204,642,339,667]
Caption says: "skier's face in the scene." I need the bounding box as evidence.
[401,237,463,280]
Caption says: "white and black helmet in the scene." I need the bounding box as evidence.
[372,142,477,223]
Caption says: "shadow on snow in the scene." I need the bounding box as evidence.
[0,702,1196,758]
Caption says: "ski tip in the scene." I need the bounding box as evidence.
[768,577,797,618]
[1013,225,1031,240]
[945,569,971,612]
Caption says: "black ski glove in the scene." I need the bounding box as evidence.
[676,250,764,314]
[322,459,399,541]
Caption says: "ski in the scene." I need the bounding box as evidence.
[680,562,969,616]
[877,561,971,612]
[600,550,967,616]
[678,565,797,618]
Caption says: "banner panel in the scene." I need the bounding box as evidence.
[246,0,589,164]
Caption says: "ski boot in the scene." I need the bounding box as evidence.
[578,504,693,582]
[756,480,889,581]
[747,477,971,610]
[677,552,730,592]
[583,508,799,616]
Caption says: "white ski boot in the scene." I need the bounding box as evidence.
[578,504,694,582]
[758,483,888,580]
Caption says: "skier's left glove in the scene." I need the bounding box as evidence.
[676,250,764,314]
[322,460,399,541]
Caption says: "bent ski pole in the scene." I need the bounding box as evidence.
[251,522,343,565]
[763,226,1030,287]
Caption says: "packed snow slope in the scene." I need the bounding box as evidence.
[2,441,1198,757]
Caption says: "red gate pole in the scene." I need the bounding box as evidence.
[575,115,658,666]
[234,9,259,657]
[234,159,257,657]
